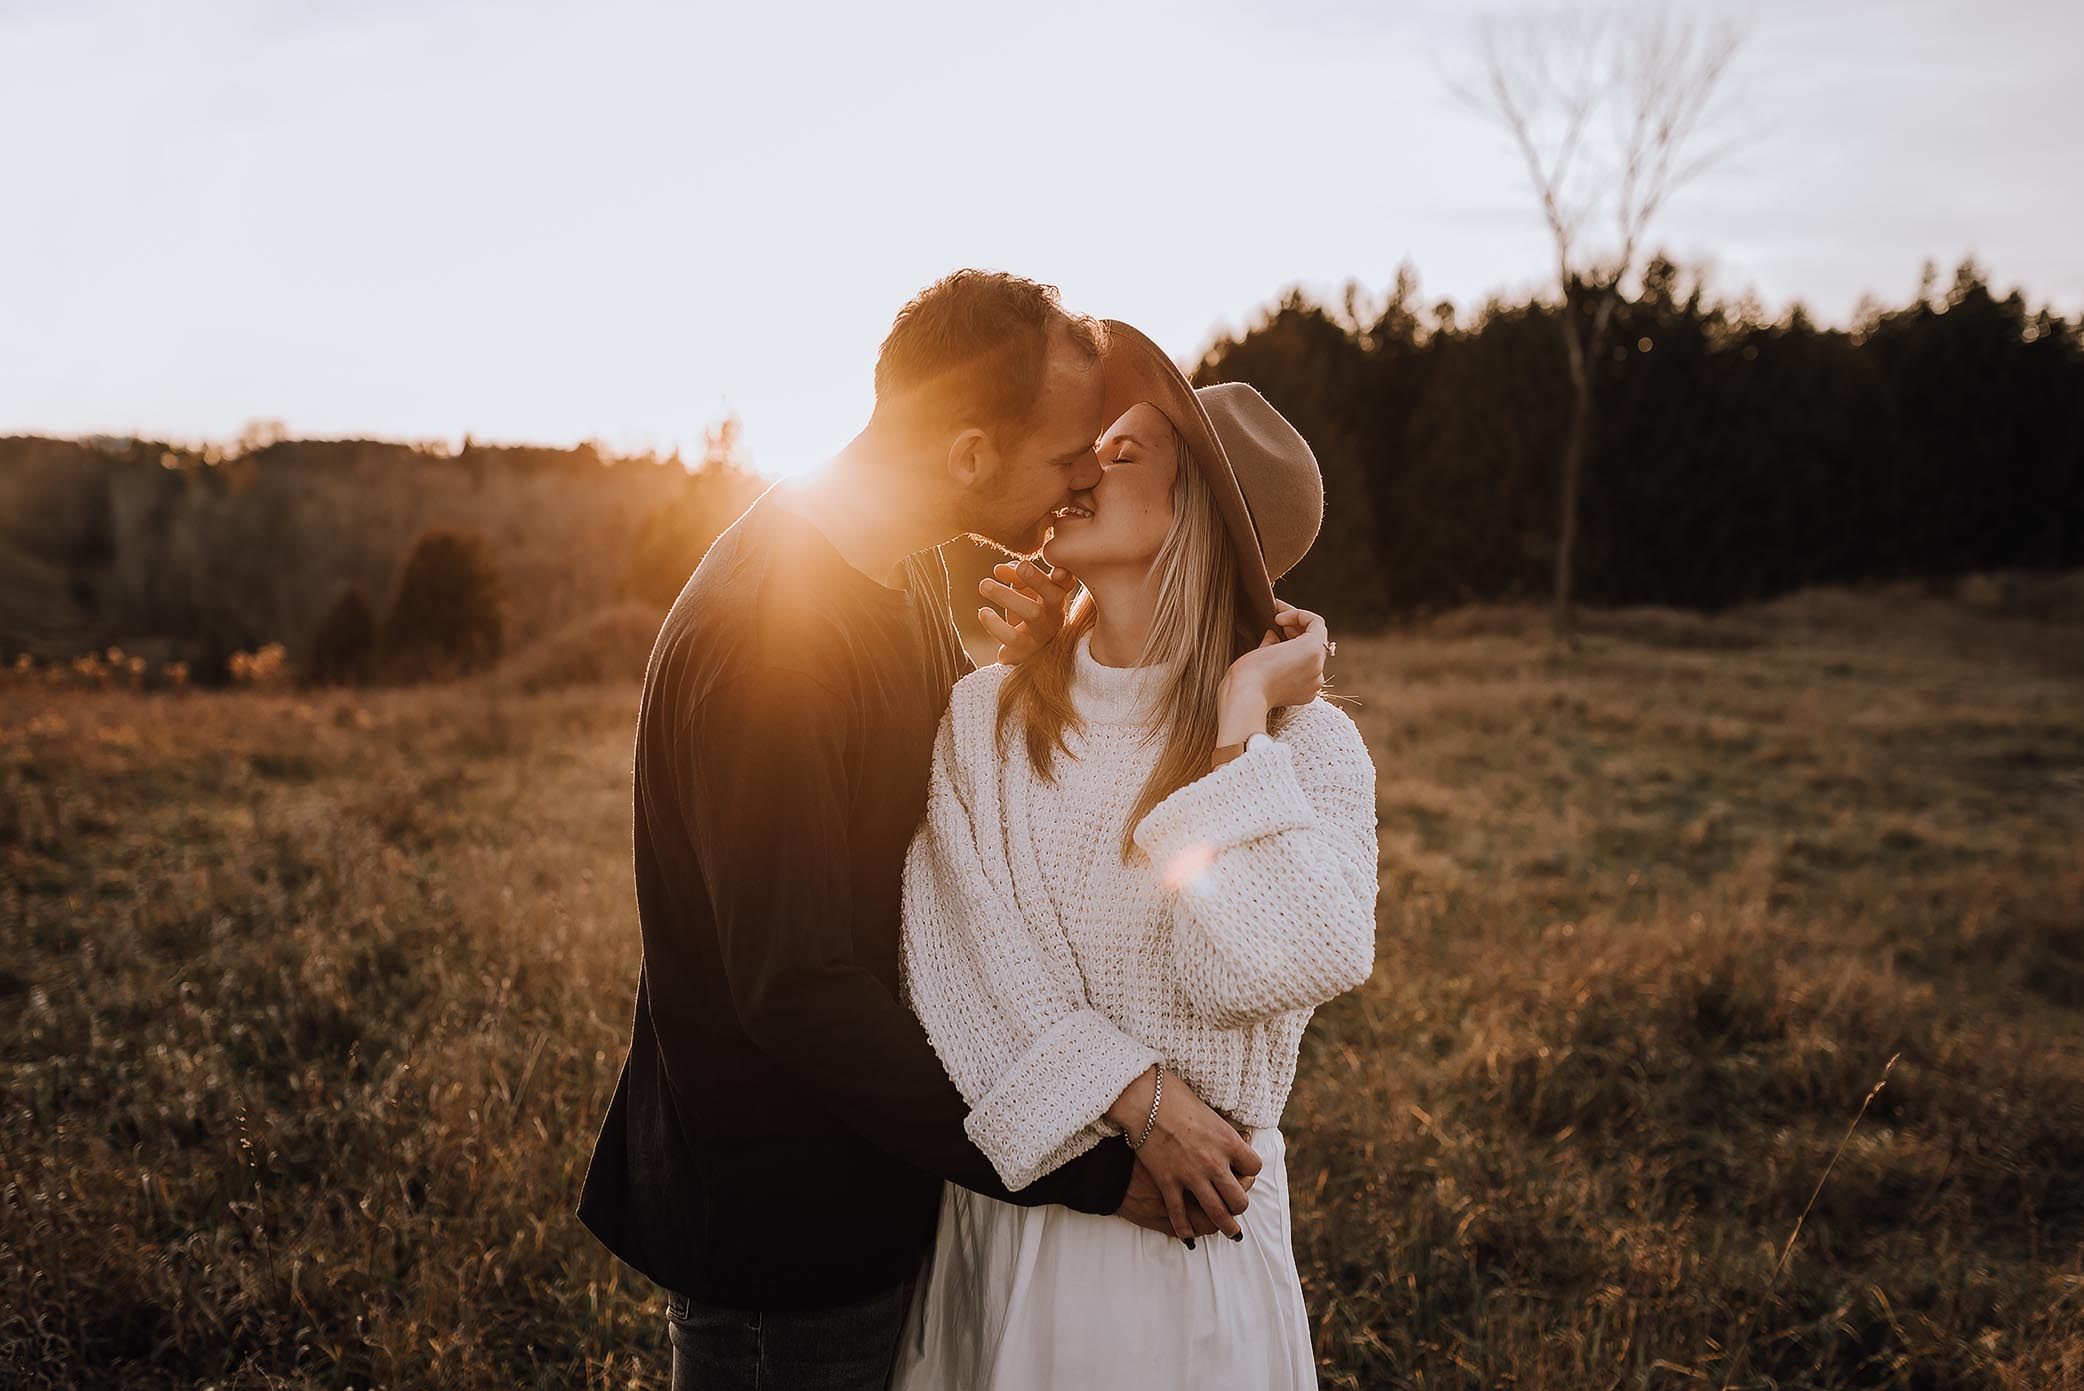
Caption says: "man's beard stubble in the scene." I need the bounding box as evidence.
[961,490,1054,561]
[963,522,1049,562]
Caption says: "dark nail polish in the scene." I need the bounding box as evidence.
[1229,1230,1244,1242]
[1184,1237,1196,1250]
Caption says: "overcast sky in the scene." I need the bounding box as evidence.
[2,0,2078,476]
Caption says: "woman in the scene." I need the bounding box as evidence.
[890,320,1381,1389]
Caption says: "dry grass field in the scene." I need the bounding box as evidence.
[4,575,2082,1389]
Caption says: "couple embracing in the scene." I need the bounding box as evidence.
[579,270,1380,1389]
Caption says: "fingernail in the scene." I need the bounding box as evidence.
[1183,1237,1196,1250]
[1229,1230,1244,1242]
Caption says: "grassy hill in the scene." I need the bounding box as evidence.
[3,576,2080,1388]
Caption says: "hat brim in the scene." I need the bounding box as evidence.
[1095,319,1278,640]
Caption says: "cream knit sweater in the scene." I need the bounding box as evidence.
[898,632,1380,1191]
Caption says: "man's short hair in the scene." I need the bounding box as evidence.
[874,270,1104,436]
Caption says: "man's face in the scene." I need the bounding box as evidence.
[964,329,1107,557]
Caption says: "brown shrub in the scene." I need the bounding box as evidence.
[381,529,505,679]
[305,588,378,685]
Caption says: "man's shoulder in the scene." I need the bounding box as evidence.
[654,500,853,688]
[679,496,825,623]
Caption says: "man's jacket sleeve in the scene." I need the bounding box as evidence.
[678,664,1134,1214]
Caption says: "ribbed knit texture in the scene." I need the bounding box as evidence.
[898,632,1380,1191]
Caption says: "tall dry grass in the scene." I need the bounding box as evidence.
[3,575,2081,1388]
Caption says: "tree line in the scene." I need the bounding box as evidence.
[0,427,762,684]
[4,256,2076,682]
[1201,258,2083,626]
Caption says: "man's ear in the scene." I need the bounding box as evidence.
[945,427,998,488]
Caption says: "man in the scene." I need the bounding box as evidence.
[578,270,1253,1388]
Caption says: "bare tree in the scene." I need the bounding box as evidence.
[1458,5,1743,642]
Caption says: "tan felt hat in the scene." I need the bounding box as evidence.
[1096,319,1324,638]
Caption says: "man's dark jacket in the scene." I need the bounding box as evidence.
[578,490,1136,1310]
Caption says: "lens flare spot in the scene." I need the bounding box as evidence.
[1162,842,1216,892]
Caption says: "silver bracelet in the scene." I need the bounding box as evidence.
[1127,1064,1163,1150]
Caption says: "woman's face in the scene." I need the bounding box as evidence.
[1040,402,1179,576]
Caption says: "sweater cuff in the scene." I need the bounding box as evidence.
[964,1010,1163,1192]
[1133,739,1315,876]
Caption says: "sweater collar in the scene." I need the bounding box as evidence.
[1070,629,1174,725]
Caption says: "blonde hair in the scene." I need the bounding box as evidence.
[996,419,1308,861]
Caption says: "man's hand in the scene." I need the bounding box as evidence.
[978,559,1078,665]
[1117,1156,1257,1242]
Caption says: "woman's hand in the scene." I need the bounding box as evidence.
[979,559,1078,664]
[1215,604,1329,745]
[1107,1066,1262,1242]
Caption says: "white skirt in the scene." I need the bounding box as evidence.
[890,1126,1318,1390]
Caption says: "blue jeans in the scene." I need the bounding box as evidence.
[666,1278,917,1390]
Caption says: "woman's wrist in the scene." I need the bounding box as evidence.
[1107,1064,1158,1133]
[1214,676,1272,749]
